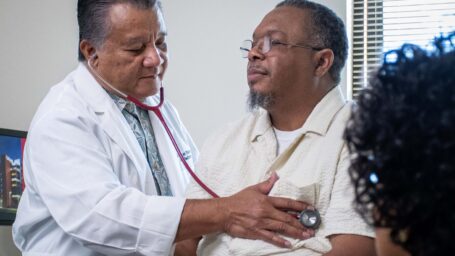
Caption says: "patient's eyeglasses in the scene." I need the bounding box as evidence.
[240,35,323,58]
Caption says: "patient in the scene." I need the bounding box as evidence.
[179,0,375,255]
[345,33,455,256]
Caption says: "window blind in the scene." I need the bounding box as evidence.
[351,0,455,99]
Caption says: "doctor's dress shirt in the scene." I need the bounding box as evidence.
[107,92,173,196]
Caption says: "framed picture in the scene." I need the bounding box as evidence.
[0,128,27,225]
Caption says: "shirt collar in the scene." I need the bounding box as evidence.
[250,87,347,142]
[106,90,128,110]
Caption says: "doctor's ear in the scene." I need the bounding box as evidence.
[80,40,98,62]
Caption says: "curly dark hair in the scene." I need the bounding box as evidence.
[276,0,348,85]
[344,33,455,256]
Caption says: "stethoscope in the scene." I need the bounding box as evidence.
[87,57,321,229]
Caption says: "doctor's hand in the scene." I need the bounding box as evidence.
[220,173,313,248]
[174,173,314,247]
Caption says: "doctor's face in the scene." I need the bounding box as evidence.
[91,3,168,100]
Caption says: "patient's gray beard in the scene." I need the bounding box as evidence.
[248,90,275,111]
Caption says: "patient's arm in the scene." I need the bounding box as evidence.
[324,234,376,256]
[174,237,200,256]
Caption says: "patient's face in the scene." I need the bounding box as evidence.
[375,228,410,256]
[247,7,318,110]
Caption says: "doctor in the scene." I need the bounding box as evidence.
[12,0,311,255]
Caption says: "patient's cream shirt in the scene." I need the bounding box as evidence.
[273,128,301,155]
[185,88,374,255]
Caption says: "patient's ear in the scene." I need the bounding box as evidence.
[313,49,334,78]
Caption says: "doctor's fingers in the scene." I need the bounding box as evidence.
[259,208,315,239]
[267,196,309,212]
[225,220,293,248]
[225,210,313,241]
[256,217,314,240]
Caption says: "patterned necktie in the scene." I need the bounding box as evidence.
[123,102,173,196]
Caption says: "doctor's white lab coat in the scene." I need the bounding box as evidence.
[12,63,199,256]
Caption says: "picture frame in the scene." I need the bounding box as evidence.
[0,128,27,225]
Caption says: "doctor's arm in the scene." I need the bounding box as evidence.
[25,112,186,255]
[174,237,200,256]
[174,173,312,248]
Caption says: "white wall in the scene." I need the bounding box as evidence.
[0,1,78,255]
[0,0,79,132]
[163,0,347,146]
[0,1,346,254]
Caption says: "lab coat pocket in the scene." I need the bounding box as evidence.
[109,142,144,190]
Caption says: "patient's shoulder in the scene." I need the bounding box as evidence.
[203,110,265,147]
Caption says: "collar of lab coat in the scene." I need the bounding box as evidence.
[71,63,191,196]
[72,62,154,193]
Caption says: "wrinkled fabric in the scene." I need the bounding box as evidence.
[186,88,374,256]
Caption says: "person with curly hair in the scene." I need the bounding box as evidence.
[345,33,455,256]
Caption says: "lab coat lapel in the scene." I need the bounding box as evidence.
[100,111,151,191]
[73,63,153,192]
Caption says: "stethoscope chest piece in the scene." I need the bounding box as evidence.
[299,209,321,229]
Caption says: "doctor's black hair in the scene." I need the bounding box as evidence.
[276,0,348,85]
[344,32,455,256]
[77,0,162,61]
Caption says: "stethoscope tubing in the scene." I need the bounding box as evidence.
[131,89,321,229]
[87,59,220,198]
[128,90,220,198]
[87,60,320,228]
